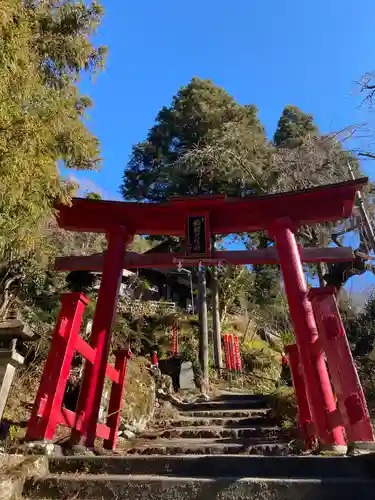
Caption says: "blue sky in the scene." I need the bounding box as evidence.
[70,0,375,299]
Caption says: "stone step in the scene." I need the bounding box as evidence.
[124,438,290,456]
[167,415,277,427]
[212,393,270,403]
[48,454,375,479]
[182,408,271,418]
[182,398,267,411]
[23,474,375,500]
[143,425,285,440]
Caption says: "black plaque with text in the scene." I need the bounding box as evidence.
[186,215,208,256]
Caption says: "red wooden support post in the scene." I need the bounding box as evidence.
[286,344,316,449]
[223,335,230,370]
[72,228,132,447]
[269,218,346,450]
[26,292,89,441]
[228,335,235,372]
[233,335,242,372]
[103,349,132,450]
[309,287,374,444]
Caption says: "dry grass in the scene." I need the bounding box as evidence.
[269,386,297,431]
[121,356,155,428]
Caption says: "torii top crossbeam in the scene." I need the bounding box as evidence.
[57,178,367,236]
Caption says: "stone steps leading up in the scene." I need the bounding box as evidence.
[180,398,267,412]
[22,392,375,499]
[142,425,285,440]
[182,408,271,418]
[210,393,270,401]
[48,454,375,479]
[131,393,286,456]
[124,438,291,456]
[169,415,276,427]
[23,473,375,500]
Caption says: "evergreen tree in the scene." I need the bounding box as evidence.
[271,105,366,286]
[344,292,375,356]
[274,105,317,148]
[121,77,269,201]
[85,192,102,200]
[271,105,361,193]
[251,235,281,308]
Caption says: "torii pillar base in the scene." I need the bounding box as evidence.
[269,218,346,449]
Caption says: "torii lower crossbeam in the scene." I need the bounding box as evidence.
[55,246,354,272]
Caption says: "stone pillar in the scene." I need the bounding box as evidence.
[198,267,209,394]
[211,267,223,370]
[0,315,36,422]
[269,218,346,451]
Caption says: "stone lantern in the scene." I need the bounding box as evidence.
[0,311,37,420]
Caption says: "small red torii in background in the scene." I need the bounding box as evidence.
[26,178,374,451]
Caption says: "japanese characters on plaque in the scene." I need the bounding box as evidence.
[186,215,208,256]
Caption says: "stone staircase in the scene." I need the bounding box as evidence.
[125,394,291,456]
[22,393,375,499]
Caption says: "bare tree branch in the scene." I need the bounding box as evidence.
[358,152,375,160]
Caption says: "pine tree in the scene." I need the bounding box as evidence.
[271,105,361,192]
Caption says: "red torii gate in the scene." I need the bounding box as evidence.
[26,178,374,451]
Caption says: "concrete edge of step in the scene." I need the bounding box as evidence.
[46,452,375,479]
[48,452,375,461]
[25,473,375,484]
[22,473,375,500]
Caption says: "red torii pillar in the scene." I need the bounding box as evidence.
[71,227,133,447]
[269,217,346,450]
[309,287,374,446]
[286,344,316,449]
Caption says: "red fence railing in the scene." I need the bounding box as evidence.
[26,292,131,450]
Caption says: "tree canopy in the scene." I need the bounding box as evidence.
[0,0,105,260]
[0,0,106,319]
[274,105,317,149]
[121,77,269,201]
[121,79,369,305]
[122,80,362,205]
